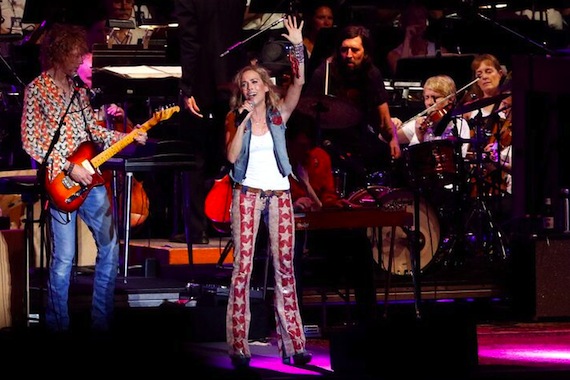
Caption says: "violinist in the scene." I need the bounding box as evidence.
[395,75,471,157]
[462,54,508,122]
[483,96,512,195]
[461,53,512,195]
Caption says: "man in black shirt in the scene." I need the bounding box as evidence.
[304,25,401,192]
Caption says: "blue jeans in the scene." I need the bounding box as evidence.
[46,185,119,332]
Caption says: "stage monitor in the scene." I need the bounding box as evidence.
[394,54,476,89]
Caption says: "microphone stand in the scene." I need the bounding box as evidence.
[220,16,286,57]
[37,85,81,265]
[0,52,26,89]
[475,10,554,56]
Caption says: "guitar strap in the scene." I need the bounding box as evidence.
[79,92,96,143]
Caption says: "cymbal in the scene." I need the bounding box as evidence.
[296,95,362,129]
[451,93,511,116]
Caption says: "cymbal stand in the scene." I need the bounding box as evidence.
[463,113,507,261]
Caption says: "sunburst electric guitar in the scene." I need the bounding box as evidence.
[46,105,180,212]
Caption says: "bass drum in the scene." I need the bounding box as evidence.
[347,186,442,276]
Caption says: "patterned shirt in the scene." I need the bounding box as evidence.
[21,72,126,182]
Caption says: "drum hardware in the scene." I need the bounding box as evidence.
[460,112,508,261]
[347,186,442,276]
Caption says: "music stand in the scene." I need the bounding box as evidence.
[22,0,84,24]
[249,0,290,13]
[394,54,476,89]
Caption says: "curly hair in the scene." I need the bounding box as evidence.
[39,23,89,71]
[229,65,281,111]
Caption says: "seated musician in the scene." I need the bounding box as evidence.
[103,0,152,45]
[286,113,378,326]
[461,53,513,224]
[394,74,471,157]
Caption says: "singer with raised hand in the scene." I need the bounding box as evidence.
[224,15,312,369]
[20,23,147,336]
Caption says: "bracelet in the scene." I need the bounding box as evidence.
[293,43,304,64]
[66,162,75,175]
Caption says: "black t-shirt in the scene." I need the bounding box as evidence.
[302,60,393,191]
[304,59,390,130]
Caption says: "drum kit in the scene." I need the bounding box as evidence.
[297,93,511,277]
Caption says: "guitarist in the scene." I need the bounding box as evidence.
[20,23,147,335]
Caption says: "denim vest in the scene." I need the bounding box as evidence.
[230,107,292,184]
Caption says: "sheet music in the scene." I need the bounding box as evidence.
[100,65,182,79]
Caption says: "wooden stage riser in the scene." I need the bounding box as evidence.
[123,241,233,266]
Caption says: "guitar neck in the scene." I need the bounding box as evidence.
[90,118,155,169]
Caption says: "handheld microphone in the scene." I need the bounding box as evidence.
[235,100,256,126]
[235,109,250,126]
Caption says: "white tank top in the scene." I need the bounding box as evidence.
[242,131,290,191]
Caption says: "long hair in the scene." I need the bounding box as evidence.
[333,25,374,69]
[39,23,89,71]
[229,65,281,111]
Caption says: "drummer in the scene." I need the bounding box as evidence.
[303,24,400,189]
[394,74,471,158]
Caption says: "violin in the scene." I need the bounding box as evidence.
[420,104,452,132]
[488,118,512,149]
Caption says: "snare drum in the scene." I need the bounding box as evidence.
[347,186,442,276]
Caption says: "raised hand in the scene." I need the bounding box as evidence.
[281,15,304,46]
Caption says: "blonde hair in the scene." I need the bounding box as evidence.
[424,75,456,102]
[229,65,281,111]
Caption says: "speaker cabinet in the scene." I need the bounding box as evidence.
[329,305,478,379]
[535,237,570,319]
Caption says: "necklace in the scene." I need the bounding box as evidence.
[251,115,266,126]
